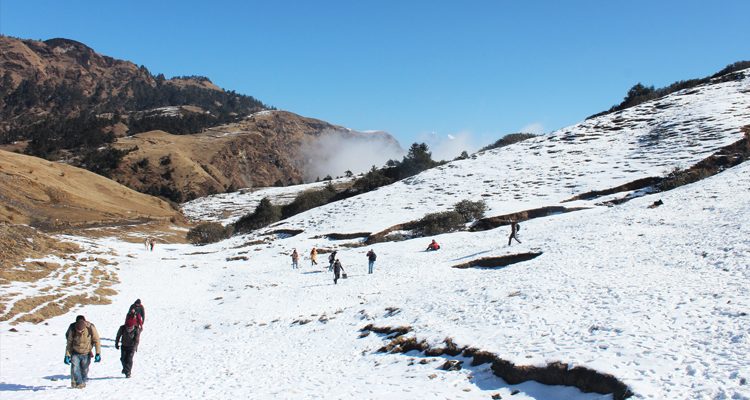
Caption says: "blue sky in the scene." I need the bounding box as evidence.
[1,0,748,156]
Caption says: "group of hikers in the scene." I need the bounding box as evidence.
[64,299,145,388]
[286,221,521,284]
[289,247,378,284]
[61,220,524,388]
[143,237,156,251]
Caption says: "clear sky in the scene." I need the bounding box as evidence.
[1,0,748,156]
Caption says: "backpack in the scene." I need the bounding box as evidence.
[66,322,94,340]
[516,223,520,232]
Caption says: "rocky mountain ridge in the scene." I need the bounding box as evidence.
[0,36,402,200]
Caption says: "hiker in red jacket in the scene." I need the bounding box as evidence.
[426,239,440,251]
[125,306,143,330]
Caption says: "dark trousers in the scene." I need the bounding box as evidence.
[120,347,136,375]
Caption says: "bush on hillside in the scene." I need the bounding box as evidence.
[280,184,337,218]
[415,211,466,236]
[479,133,537,152]
[352,166,394,193]
[233,197,282,234]
[187,222,233,245]
[454,200,487,222]
[587,60,750,119]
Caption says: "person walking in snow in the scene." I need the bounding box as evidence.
[129,299,145,329]
[366,249,377,274]
[291,249,299,269]
[328,250,338,271]
[115,314,141,378]
[144,237,150,251]
[149,237,155,251]
[508,221,521,245]
[333,259,345,284]
[426,239,440,251]
[310,247,318,267]
[64,315,101,389]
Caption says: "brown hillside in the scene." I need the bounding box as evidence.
[0,36,261,137]
[111,110,403,202]
[0,149,182,229]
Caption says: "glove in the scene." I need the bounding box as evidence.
[94,354,101,363]
[115,344,119,350]
[64,356,71,365]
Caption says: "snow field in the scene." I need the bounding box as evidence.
[2,69,749,399]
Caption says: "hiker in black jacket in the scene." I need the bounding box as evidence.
[508,221,521,245]
[328,251,338,271]
[333,259,345,284]
[115,318,141,378]
[366,249,376,274]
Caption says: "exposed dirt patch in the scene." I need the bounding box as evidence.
[469,206,588,232]
[264,228,304,238]
[0,294,63,322]
[0,224,80,281]
[313,232,371,240]
[362,326,634,399]
[562,177,661,202]
[0,224,123,324]
[451,253,543,269]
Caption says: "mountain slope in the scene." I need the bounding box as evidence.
[0,36,403,200]
[110,110,403,202]
[261,67,750,235]
[0,36,267,139]
[0,149,181,229]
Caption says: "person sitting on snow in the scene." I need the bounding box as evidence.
[426,239,441,251]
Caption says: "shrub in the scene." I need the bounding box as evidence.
[187,222,233,245]
[415,211,465,236]
[281,184,336,218]
[479,133,537,152]
[352,166,393,193]
[77,146,131,178]
[454,200,487,222]
[234,197,281,234]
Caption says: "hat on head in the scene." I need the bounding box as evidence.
[134,299,141,305]
[76,315,86,322]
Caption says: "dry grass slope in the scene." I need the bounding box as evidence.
[0,149,182,229]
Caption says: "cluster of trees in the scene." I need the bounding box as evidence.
[233,143,443,235]
[588,60,750,119]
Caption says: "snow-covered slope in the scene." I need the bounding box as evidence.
[186,69,749,236]
[1,69,749,400]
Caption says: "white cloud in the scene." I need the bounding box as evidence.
[299,130,404,181]
[519,122,545,135]
[416,130,479,161]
